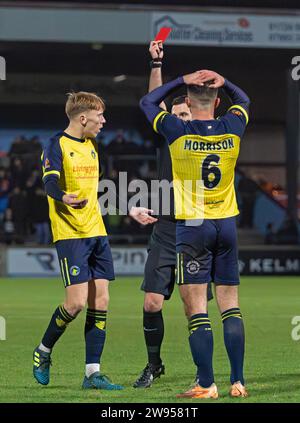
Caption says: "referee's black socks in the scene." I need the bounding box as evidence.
[143,309,164,366]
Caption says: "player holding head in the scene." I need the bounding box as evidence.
[130,41,212,389]
[33,91,123,390]
[140,69,250,398]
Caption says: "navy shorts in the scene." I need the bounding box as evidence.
[55,236,115,286]
[176,217,240,286]
[141,219,214,301]
[141,219,177,300]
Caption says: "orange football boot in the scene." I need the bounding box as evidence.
[229,381,248,397]
[176,383,218,399]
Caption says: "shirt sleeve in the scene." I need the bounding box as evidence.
[153,111,186,144]
[42,137,63,183]
[44,178,65,202]
[223,79,250,113]
[220,78,250,138]
[220,106,249,138]
[140,77,184,127]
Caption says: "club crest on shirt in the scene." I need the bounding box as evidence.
[44,158,50,169]
[91,150,96,159]
[70,152,74,157]
[186,260,200,275]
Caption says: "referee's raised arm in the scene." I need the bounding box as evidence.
[148,40,167,110]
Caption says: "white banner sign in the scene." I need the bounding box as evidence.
[7,248,59,277]
[152,12,300,48]
[7,247,147,277]
[112,248,147,275]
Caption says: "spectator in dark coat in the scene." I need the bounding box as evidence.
[8,186,28,243]
[30,187,51,244]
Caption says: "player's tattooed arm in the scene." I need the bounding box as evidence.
[148,41,166,111]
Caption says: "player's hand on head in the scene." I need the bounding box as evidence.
[62,194,88,209]
[129,206,158,226]
[183,70,225,88]
[149,41,164,60]
[198,70,225,88]
[183,71,205,86]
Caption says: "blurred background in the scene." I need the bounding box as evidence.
[0,0,299,277]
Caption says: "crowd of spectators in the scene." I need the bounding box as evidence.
[0,136,50,244]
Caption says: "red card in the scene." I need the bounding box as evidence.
[154,27,172,43]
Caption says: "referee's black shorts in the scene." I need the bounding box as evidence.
[141,219,176,300]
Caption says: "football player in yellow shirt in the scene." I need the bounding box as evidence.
[140,69,250,399]
[132,41,213,390]
[33,92,123,390]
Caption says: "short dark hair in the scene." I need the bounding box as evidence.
[171,95,186,106]
[187,83,218,107]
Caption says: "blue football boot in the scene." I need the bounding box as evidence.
[33,347,52,385]
[82,372,124,390]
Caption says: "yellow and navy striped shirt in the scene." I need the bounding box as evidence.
[42,132,106,242]
[153,106,248,220]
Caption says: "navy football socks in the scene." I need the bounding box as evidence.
[221,308,245,385]
[188,313,214,388]
[85,309,107,364]
[42,304,75,349]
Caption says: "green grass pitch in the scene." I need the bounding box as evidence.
[0,276,300,403]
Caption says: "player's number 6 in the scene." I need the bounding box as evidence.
[201,154,221,189]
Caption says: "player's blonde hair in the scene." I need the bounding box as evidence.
[65,91,105,120]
